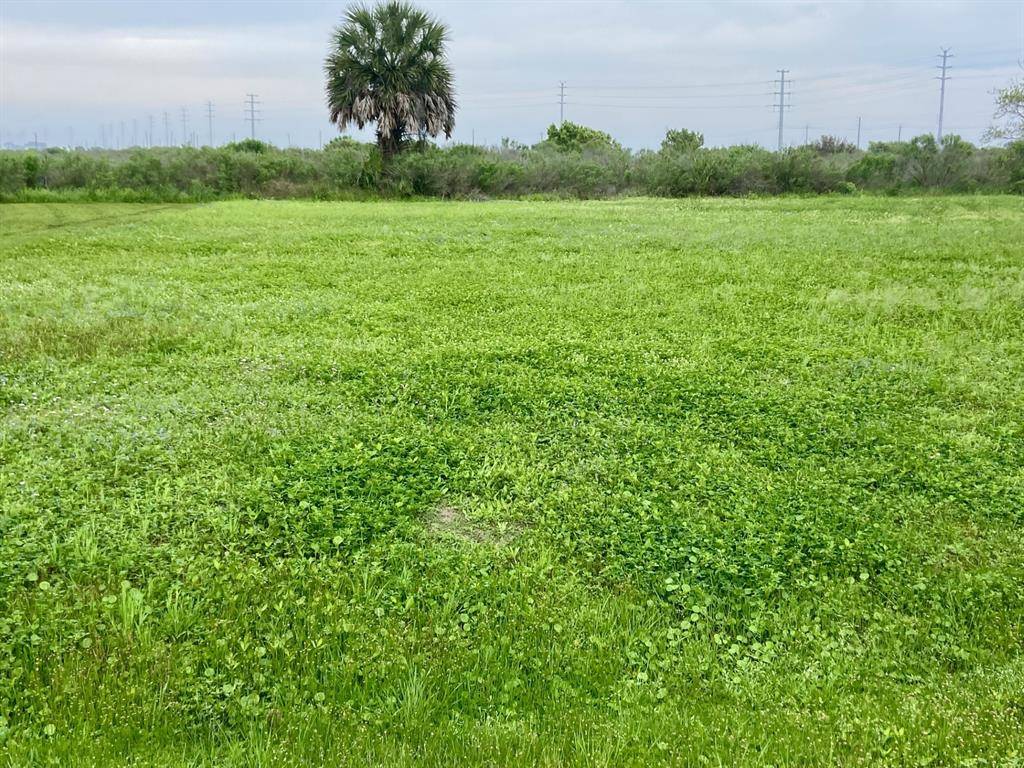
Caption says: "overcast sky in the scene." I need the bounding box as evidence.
[1,0,1022,150]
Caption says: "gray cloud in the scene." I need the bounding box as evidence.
[2,0,1021,149]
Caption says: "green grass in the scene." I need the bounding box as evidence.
[1,197,1023,766]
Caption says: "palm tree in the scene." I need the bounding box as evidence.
[325,1,456,159]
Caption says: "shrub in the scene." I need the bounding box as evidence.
[1000,140,1024,193]
[770,148,844,193]
[324,136,369,152]
[543,122,621,153]
[0,153,27,195]
[847,151,899,191]
[225,138,273,154]
[661,129,705,154]
[810,135,858,155]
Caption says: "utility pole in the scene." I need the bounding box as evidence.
[804,124,809,145]
[206,101,214,146]
[148,115,154,147]
[1018,3,1023,71]
[132,118,138,147]
[180,107,189,148]
[936,47,952,143]
[163,112,171,146]
[558,81,566,125]
[897,124,902,142]
[319,129,323,149]
[773,69,791,151]
[856,116,862,149]
[245,94,260,139]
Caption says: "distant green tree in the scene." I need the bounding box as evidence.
[544,122,620,152]
[660,129,704,153]
[1001,140,1024,192]
[225,138,273,153]
[324,1,456,159]
[984,79,1024,143]
[899,134,975,188]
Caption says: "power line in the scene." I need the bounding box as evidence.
[556,91,773,102]
[458,72,917,102]
[568,79,767,91]
[798,72,925,94]
[568,102,764,110]
[952,71,1022,80]
[936,47,953,142]
[796,81,929,107]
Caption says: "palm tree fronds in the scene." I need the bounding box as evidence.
[325,1,456,156]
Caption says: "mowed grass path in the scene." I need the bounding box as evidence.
[1,198,1022,766]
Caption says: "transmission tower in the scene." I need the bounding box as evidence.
[206,101,215,146]
[1019,4,1024,70]
[245,94,261,139]
[936,48,952,142]
[181,107,189,147]
[558,81,566,125]
[772,69,792,151]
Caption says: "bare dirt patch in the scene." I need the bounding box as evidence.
[425,503,523,547]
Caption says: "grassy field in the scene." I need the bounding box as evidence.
[1,197,1023,766]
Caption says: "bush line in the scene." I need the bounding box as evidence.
[2,133,1022,201]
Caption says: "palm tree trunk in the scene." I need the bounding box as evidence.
[378,127,404,160]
